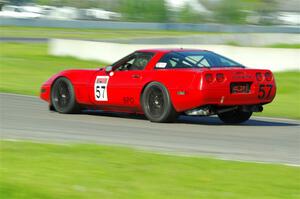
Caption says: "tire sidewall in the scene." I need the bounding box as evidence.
[51,77,77,114]
[142,82,175,122]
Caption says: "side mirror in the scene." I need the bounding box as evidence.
[105,66,113,73]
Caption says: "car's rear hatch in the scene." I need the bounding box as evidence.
[199,67,276,105]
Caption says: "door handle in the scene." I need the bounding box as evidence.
[132,74,140,79]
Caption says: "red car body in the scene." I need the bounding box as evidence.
[40,49,276,123]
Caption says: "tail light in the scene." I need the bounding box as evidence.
[265,72,272,81]
[256,72,263,81]
[216,73,225,82]
[205,73,214,83]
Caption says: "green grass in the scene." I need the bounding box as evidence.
[0,141,299,199]
[0,42,299,119]
[0,42,106,95]
[265,43,300,49]
[256,71,300,119]
[0,26,207,40]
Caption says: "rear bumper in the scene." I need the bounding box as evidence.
[171,84,276,112]
[200,87,275,106]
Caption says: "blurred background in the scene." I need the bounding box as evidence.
[0,0,299,25]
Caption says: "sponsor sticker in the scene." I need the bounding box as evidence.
[94,76,109,101]
[156,62,167,68]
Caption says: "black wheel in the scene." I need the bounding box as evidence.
[142,82,178,123]
[218,109,252,124]
[51,77,79,114]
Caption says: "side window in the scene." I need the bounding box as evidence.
[156,53,181,69]
[115,52,154,71]
[156,53,194,69]
[186,55,210,67]
[115,56,135,71]
[199,59,210,67]
[156,52,211,69]
[220,57,235,66]
[169,58,179,67]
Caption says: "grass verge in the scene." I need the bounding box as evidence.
[255,71,300,119]
[1,26,300,48]
[0,42,299,119]
[265,43,300,49]
[0,43,105,95]
[0,141,299,199]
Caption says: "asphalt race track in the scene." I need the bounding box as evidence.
[1,93,299,165]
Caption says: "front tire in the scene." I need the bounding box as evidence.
[51,77,79,114]
[142,82,178,123]
[218,109,252,124]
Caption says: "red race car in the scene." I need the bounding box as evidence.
[40,49,276,124]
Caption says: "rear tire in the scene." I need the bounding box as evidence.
[142,82,178,123]
[218,109,252,124]
[51,77,80,114]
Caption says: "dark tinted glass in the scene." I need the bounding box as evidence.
[113,52,154,71]
[156,51,244,69]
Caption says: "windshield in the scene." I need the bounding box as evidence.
[157,51,244,69]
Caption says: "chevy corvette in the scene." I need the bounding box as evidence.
[40,49,276,124]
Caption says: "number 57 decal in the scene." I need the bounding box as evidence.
[94,76,109,101]
[258,84,273,99]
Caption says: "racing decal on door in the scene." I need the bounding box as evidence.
[94,76,109,101]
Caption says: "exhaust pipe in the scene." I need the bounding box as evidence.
[185,105,263,116]
[216,106,238,114]
[185,106,213,116]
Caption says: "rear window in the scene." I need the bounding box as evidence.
[155,51,244,69]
